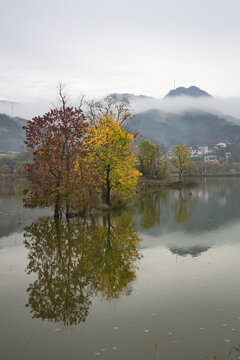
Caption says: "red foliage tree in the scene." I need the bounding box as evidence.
[24,107,91,218]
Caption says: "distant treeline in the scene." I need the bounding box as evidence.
[0,151,32,177]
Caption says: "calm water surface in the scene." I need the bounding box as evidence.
[1,179,240,360]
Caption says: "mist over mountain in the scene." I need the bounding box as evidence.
[128,109,240,146]
[120,86,240,146]
[1,86,240,152]
[0,113,27,152]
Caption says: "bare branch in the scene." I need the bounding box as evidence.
[84,93,134,125]
[77,94,85,110]
[56,81,71,111]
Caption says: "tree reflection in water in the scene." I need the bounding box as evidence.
[24,213,142,326]
[137,188,198,230]
[137,190,170,230]
[172,189,198,224]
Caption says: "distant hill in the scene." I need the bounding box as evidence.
[1,87,240,152]
[0,113,27,152]
[165,86,212,98]
[128,109,240,146]
[111,93,154,101]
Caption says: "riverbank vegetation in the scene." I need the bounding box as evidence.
[18,85,196,218]
[9,86,240,216]
[23,105,196,218]
[22,87,144,218]
[0,93,197,217]
[0,151,32,179]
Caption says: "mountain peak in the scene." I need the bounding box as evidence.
[165,86,212,98]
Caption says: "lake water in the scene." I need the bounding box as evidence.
[1,178,240,360]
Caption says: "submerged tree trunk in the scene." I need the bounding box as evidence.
[103,212,112,250]
[54,192,61,219]
[106,212,112,249]
[105,165,111,207]
[179,169,182,180]
[66,201,70,218]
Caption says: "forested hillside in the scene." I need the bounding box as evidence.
[0,113,26,152]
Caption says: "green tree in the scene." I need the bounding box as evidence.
[1,164,10,177]
[138,139,159,179]
[13,162,25,177]
[138,139,169,179]
[173,144,191,180]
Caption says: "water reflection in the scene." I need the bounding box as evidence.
[136,178,240,236]
[169,245,210,257]
[24,214,142,326]
[136,188,198,232]
[0,182,52,240]
[135,178,240,258]
[172,189,198,224]
[137,191,164,230]
[137,189,170,230]
[3,179,240,360]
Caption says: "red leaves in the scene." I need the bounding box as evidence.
[24,107,93,211]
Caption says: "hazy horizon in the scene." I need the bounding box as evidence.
[2,89,240,122]
[1,0,240,118]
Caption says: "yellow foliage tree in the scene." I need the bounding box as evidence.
[80,115,141,206]
[173,144,191,180]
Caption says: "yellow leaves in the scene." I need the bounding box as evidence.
[174,144,191,160]
[76,113,141,199]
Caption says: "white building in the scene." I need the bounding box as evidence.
[199,145,209,154]
[216,143,227,148]
[204,155,218,162]
[225,152,231,159]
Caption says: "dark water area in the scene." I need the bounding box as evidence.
[1,178,240,360]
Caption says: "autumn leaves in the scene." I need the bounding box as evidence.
[24,108,141,218]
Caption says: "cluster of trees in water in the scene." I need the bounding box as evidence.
[18,85,192,218]
[23,89,143,218]
[4,84,240,217]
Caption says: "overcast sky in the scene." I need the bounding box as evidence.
[1,0,240,117]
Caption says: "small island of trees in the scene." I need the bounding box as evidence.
[1,85,195,217]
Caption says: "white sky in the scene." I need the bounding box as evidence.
[1,0,240,117]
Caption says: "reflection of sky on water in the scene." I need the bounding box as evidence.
[1,179,240,359]
[0,183,52,242]
[1,178,240,257]
[136,178,240,256]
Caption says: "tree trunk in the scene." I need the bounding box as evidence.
[106,165,111,207]
[66,153,70,218]
[66,201,70,218]
[179,168,182,180]
[106,212,112,249]
[54,193,61,219]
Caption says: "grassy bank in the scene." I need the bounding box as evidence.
[137,178,198,192]
[190,172,240,177]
